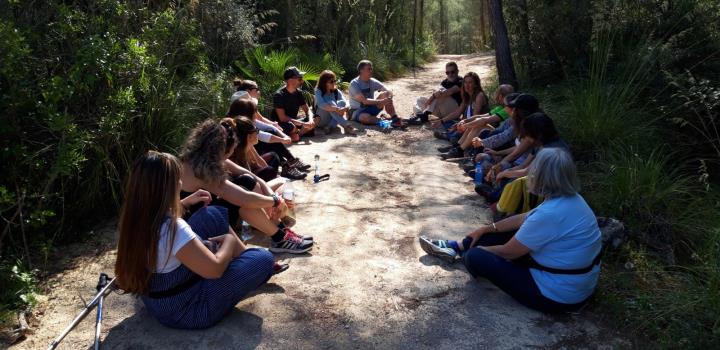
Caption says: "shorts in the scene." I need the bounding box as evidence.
[353,105,383,122]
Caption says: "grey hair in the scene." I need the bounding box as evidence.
[527,148,580,198]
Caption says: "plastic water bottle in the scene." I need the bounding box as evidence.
[378,119,391,130]
[313,154,320,183]
[240,221,253,242]
[473,163,485,185]
[282,179,296,220]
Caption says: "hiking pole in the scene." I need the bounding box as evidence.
[93,273,110,350]
[47,273,116,350]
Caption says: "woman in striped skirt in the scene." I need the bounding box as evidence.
[114,151,275,329]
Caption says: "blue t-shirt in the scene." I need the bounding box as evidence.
[515,194,602,304]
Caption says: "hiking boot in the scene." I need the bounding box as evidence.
[440,147,463,160]
[418,236,457,263]
[270,229,313,254]
[433,130,449,140]
[287,158,311,171]
[281,166,307,180]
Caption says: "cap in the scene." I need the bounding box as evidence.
[283,66,305,80]
[506,93,539,112]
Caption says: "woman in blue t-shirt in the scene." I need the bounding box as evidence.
[419,147,602,313]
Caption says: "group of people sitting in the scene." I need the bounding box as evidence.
[112,59,602,330]
[415,61,602,313]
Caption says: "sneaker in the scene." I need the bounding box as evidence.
[287,158,311,171]
[467,169,476,179]
[441,147,463,160]
[390,117,406,129]
[437,144,456,153]
[433,130,449,140]
[281,166,307,180]
[475,183,494,197]
[418,236,457,263]
[283,227,313,242]
[407,115,424,125]
[270,230,313,254]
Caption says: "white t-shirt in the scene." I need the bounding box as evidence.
[156,218,197,273]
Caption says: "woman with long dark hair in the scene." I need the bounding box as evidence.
[115,151,275,329]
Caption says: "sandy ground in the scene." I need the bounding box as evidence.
[11,54,629,350]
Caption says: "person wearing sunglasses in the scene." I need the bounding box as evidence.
[408,61,464,125]
[271,67,316,141]
[314,70,358,135]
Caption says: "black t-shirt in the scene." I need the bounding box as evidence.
[271,86,307,121]
[441,77,463,105]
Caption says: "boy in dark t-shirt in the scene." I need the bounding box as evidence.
[409,61,463,125]
[272,67,316,140]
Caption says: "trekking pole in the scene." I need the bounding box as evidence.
[93,273,109,350]
[47,273,116,350]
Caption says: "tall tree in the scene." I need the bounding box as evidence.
[488,0,518,89]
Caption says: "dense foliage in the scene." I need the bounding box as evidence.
[504,0,720,346]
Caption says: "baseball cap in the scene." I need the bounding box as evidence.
[506,93,539,112]
[283,66,305,80]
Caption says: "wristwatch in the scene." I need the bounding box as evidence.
[271,194,280,207]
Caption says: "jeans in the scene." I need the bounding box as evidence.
[461,232,588,313]
[317,109,349,128]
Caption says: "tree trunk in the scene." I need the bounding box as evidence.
[488,0,519,89]
[479,0,487,47]
[418,0,424,36]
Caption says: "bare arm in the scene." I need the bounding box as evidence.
[274,108,292,123]
[440,103,465,123]
[224,159,274,195]
[465,212,529,248]
[175,235,238,279]
[500,138,534,165]
[482,238,531,260]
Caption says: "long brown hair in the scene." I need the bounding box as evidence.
[115,151,183,295]
[179,119,236,185]
[228,116,258,169]
[226,98,257,120]
[461,72,488,113]
[316,70,337,95]
[232,78,258,92]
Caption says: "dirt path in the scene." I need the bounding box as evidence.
[13,54,627,350]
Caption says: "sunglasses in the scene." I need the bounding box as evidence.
[328,79,337,83]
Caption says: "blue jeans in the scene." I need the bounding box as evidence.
[317,109,349,128]
[461,232,588,313]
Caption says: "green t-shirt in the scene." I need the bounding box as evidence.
[490,105,510,121]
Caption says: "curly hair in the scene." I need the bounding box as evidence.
[179,119,236,184]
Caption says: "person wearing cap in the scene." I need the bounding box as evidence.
[271,67,316,141]
[348,60,406,128]
[408,61,463,125]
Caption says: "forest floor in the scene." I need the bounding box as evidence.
[12,54,630,350]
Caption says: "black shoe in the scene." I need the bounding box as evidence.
[281,167,307,180]
[433,130,448,140]
[463,162,476,173]
[407,115,424,125]
[391,117,407,129]
[475,183,494,197]
[467,169,476,178]
[417,110,431,122]
[437,144,457,153]
[441,147,463,160]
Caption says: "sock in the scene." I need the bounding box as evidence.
[271,223,287,242]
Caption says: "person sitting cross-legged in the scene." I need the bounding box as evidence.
[348,59,406,128]
[419,147,602,313]
[314,70,358,135]
[408,61,464,125]
[271,66,316,141]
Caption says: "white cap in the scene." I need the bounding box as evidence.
[230,90,258,105]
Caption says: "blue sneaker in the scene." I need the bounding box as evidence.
[419,236,457,263]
